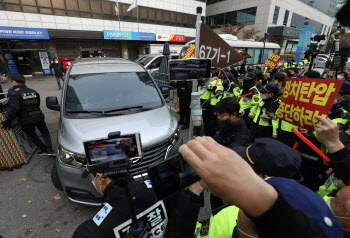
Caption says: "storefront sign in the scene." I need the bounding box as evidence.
[38,51,52,75]
[182,44,195,59]
[3,52,19,76]
[156,34,185,42]
[295,27,314,64]
[103,31,155,41]
[276,78,342,131]
[264,52,282,69]
[0,26,49,40]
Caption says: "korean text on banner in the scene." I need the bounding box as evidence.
[182,44,195,59]
[276,78,342,131]
[295,27,314,64]
[264,52,282,70]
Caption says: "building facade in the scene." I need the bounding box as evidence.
[206,0,335,44]
[0,0,206,75]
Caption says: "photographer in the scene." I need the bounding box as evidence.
[72,163,158,238]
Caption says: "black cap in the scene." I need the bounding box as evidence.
[333,154,350,186]
[240,72,257,82]
[258,83,279,94]
[339,128,350,143]
[340,81,350,95]
[233,138,302,178]
[81,163,113,179]
[11,74,25,83]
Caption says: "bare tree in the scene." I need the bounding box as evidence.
[219,23,247,36]
[242,27,261,40]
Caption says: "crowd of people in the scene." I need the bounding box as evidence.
[72,59,350,238]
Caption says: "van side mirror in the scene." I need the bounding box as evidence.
[161,87,170,99]
[46,96,60,111]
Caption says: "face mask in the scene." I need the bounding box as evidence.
[218,117,232,128]
[260,94,267,100]
[337,75,344,80]
[54,61,58,63]
[92,176,103,195]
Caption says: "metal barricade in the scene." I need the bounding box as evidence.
[0,99,37,171]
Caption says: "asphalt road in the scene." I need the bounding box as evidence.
[0,76,210,238]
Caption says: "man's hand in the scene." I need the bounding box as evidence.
[299,128,308,135]
[179,137,278,217]
[260,115,271,121]
[241,110,246,116]
[314,116,344,154]
[1,120,11,130]
[1,75,8,83]
[187,181,204,196]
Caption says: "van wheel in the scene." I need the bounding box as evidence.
[51,163,63,191]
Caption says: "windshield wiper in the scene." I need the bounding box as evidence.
[66,110,104,114]
[104,105,143,114]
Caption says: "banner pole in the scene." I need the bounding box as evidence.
[189,7,202,140]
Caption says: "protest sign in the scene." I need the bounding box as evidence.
[199,23,243,68]
[276,78,342,131]
[182,43,195,59]
[264,52,282,70]
[235,50,252,59]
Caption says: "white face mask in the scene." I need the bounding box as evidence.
[91,176,103,195]
[337,75,344,80]
[260,94,267,100]
[54,61,58,63]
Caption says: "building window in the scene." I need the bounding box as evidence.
[207,7,257,29]
[207,0,225,5]
[272,6,280,24]
[290,12,324,34]
[283,10,289,26]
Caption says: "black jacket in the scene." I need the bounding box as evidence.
[6,84,44,125]
[166,189,328,238]
[72,180,157,238]
[213,118,254,149]
[0,60,7,75]
[49,62,65,77]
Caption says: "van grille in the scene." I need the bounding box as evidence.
[129,139,171,176]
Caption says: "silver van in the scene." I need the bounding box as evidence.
[46,58,182,205]
[136,53,179,75]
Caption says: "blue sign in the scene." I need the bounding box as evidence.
[104,30,155,41]
[0,26,49,40]
[3,52,19,76]
[295,27,314,64]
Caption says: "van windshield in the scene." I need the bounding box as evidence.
[65,72,163,116]
[137,56,154,66]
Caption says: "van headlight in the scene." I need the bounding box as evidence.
[58,146,85,168]
[170,128,181,145]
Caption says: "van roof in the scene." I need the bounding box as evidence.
[70,57,145,75]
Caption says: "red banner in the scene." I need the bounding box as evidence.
[182,44,195,59]
[276,78,343,131]
[264,52,282,69]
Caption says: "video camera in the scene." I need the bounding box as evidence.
[311,35,326,42]
[83,132,149,238]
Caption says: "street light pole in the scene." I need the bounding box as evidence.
[260,33,268,64]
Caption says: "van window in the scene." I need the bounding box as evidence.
[65,72,163,117]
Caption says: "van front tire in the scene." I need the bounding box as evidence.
[51,162,64,191]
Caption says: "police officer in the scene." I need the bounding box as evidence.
[176,80,192,130]
[237,72,260,122]
[74,163,158,238]
[0,59,8,100]
[328,82,350,130]
[249,83,280,138]
[1,74,55,156]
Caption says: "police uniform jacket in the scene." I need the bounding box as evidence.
[6,84,44,125]
[72,180,157,238]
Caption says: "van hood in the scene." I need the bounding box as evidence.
[58,106,177,154]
